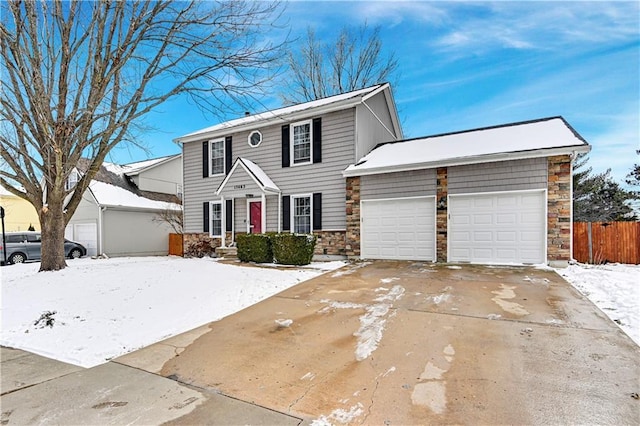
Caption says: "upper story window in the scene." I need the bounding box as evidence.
[65,169,80,191]
[291,120,311,165]
[248,130,262,148]
[210,139,225,176]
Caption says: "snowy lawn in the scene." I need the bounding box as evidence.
[0,256,346,368]
[555,263,639,346]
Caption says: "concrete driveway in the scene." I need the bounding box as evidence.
[116,261,639,425]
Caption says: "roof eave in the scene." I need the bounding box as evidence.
[175,94,374,144]
[343,144,591,177]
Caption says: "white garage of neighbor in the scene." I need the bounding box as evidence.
[361,197,436,261]
[448,190,546,265]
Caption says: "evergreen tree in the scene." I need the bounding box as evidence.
[573,153,638,222]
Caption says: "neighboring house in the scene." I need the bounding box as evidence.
[177,83,590,266]
[0,185,40,231]
[65,155,182,257]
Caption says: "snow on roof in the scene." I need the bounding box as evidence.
[121,155,180,176]
[238,158,279,192]
[216,157,280,196]
[88,180,181,211]
[344,117,591,176]
[177,84,388,143]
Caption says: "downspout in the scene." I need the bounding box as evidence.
[98,206,106,255]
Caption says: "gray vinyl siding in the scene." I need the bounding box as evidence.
[355,91,398,160]
[220,166,264,199]
[183,140,218,233]
[233,198,246,232]
[183,108,356,233]
[361,169,437,200]
[266,195,279,231]
[448,158,548,194]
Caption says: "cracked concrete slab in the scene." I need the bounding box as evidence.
[119,261,639,424]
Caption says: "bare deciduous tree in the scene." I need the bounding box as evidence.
[282,23,398,103]
[153,207,183,235]
[0,0,285,271]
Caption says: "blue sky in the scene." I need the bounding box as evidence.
[113,1,639,185]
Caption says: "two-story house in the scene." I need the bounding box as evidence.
[177,83,402,259]
[177,83,590,266]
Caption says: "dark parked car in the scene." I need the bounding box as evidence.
[0,231,86,265]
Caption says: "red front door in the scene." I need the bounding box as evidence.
[249,201,262,234]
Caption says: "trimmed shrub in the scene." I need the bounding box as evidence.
[271,233,317,265]
[237,233,273,263]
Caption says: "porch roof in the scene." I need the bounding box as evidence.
[216,157,280,196]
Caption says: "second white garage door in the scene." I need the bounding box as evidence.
[448,190,546,264]
[361,197,436,261]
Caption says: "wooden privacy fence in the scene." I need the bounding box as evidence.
[573,222,640,264]
[168,233,183,256]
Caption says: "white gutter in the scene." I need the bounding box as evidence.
[343,145,591,177]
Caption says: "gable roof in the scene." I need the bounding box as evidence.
[216,157,280,196]
[343,116,591,177]
[75,158,181,210]
[120,154,181,177]
[175,83,401,143]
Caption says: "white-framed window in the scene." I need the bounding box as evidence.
[176,183,183,200]
[248,130,262,148]
[210,201,222,237]
[291,120,312,165]
[210,139,225,176]
[65,169,80,191]
[292,194,312,234]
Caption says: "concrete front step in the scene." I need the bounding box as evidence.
[215,247,237,259]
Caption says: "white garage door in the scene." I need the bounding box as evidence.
[361,197,435,261]
[449,190,546,264]
[65,222,98,257]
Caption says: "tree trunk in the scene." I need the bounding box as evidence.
[39,197,68,272]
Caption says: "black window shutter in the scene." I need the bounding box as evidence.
[225,136,232,175]
[313,192,322,230]
[203,202,210,233]
[225,199,233,232]
[312,117,322,163]
[281,124,290,168]
[202,141,209,178]
[282,195,290,231]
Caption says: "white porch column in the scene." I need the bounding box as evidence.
[220,195,226,248]
[261,193,266,234]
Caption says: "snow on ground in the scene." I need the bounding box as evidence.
[0,256,345,368]
[555,263,639,346]
[1,257,637,370]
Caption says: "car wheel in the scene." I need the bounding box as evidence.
[9,252,26,264]
[69,248,82,259]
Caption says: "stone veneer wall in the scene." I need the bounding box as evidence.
[436,167,448,262]
[314,231,347,256]
[345,176,361,258]
[547,155,572,263]
[183,232,232,256]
